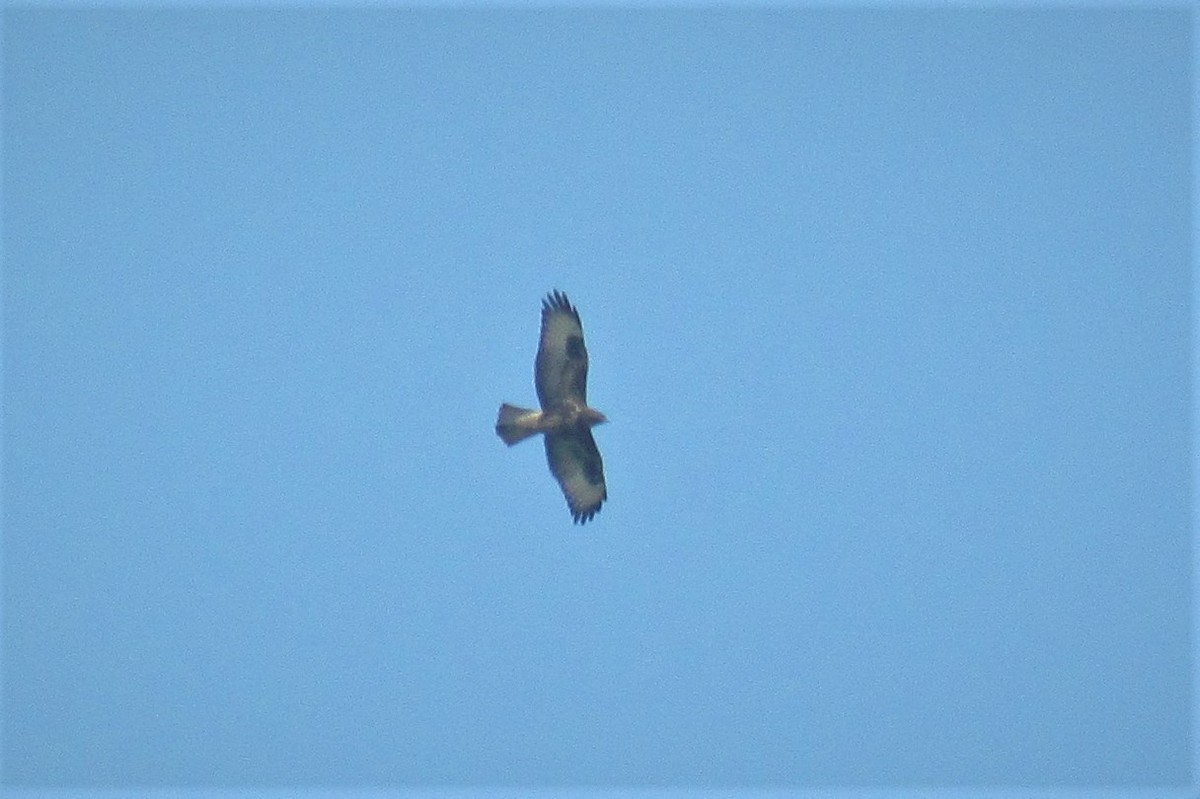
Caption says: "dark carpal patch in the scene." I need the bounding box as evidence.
[566,335,586,360]
[582,453,604,485]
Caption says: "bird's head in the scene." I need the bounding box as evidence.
[582,407,608,427]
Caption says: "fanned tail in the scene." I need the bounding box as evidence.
[495,404,541,446]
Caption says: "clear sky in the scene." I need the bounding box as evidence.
[1,5,1192,791]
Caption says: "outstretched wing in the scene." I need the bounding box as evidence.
[535,290,588,409]
[544,429,607,524]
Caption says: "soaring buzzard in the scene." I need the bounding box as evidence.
[496,290,608,523]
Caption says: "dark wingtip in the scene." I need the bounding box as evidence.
[571,504,601,524]
[542,289,578,320]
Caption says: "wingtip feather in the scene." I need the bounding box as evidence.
[542,289,579,321]
[570,499,604,524]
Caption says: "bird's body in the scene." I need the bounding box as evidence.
[496,290,608,523]
[496,400,606,445]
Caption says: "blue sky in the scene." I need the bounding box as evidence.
[1,5,1192,791]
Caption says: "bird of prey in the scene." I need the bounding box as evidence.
[496,290,608,523]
